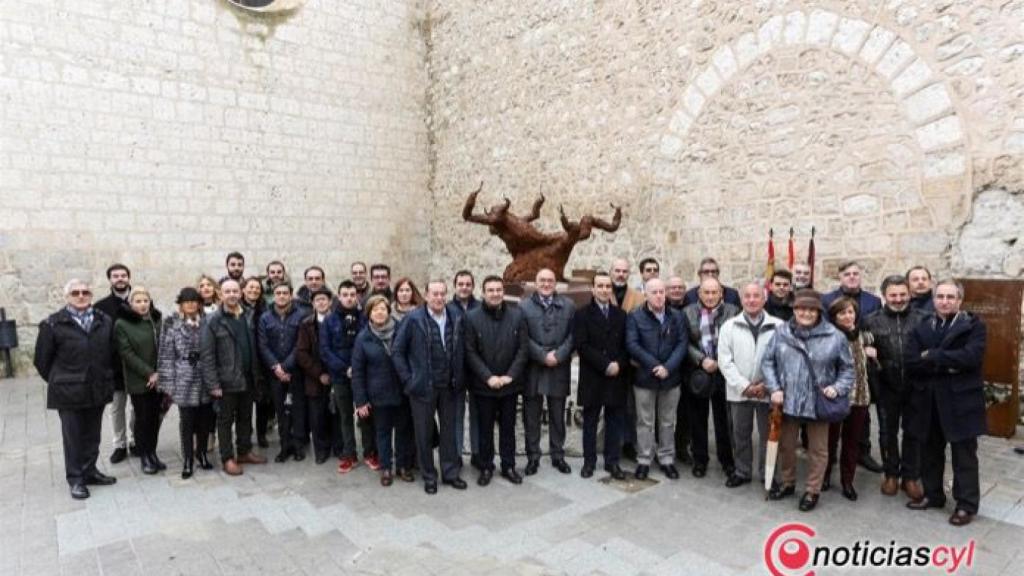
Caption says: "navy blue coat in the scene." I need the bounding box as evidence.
[320,307,365,381]
[257,306,305,373]
[904,312,987,443]
[392,305,465,400]
[626,305,688,390]
[821,288,882,320]
[351,327,403,408]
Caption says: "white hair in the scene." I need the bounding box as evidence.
[63,278,90,296]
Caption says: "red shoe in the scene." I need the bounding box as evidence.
[365,454,381,471]
[337,457,358,474]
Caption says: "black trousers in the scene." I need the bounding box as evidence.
[254,396,273,441]
[674,385,692,456]
[179,404,215,461]
[582,404,624,468]
[524,394,567,463]
[879,386,920,479]
[307,394,333,458]
[921,398,980,514]
[476,394,517,472]
[217,390,253,462]
[59,405,105,486]
[687,379,734,470]
[374,403,413,471]
[129,391,163,455]
[410,388,460,483]
[271,376,307,451]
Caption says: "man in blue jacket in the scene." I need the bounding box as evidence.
[321,281,378,473]
[626,278,688,481]
[258,282,308,463]
[393,280,468,494]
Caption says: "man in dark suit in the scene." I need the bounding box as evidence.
[34,279,118,499]
[574,272,629,480]
[905,280,987,527]
[393,280,468,494]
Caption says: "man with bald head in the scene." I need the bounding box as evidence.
[682,277,739,478]
[610,258,645,312]
[626,278,688,480]
[519,268,577,475]
[718,282,782,487]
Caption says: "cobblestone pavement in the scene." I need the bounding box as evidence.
[1,376,1022,575]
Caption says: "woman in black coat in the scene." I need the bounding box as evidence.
[573,273,630,480]
[33,279,118,500]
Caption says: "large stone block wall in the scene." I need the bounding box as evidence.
[426,0,1024,289]
[0,0,430,371]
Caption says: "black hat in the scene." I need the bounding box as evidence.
[176,287,203,304]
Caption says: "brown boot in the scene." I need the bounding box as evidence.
[237,452,267,465]
[881,476,899,496]
[223,458,243,476]
[902,479,924,501]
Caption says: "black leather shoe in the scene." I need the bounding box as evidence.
[581,465,594,479]
[151,452,167,471]
[274,448,292,463]
[293,450,306,462]
[443,478,468,490]
[424,481,438,495]
[141,453,159,475]
[501,468,523,485]
[477,469,493,486]
[110,448,128,464]
[949,509,974,526]
[660,464,680,480]
[725,474,751,488]
[841,483,858,501]
[525,460,539,476]
[691,464,707,478]
[196,452,214,470]
[553,460,572,474]
[634,465,649,480]
[769,485,796,500]
[858,453,884,473]
[315,453,330,465]
[798,492,819,512]
[182,458,194,480]
[70,484,90,500]
[85,471,117,486]
[907,496,946,510]
[605,465,627,481]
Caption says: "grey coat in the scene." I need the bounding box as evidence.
[518,292,576,397]
[200,306,262,394]
[761,319,855,420]
[158,314,210,407]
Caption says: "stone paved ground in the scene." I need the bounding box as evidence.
[1,376,1023,576]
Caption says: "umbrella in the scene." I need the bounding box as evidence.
[765,404,783,492]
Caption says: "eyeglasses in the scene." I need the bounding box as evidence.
[69,290,92,297]
[699,269,720,275]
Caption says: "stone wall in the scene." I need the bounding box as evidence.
[426,0,1024,290]
[0,0,430,371]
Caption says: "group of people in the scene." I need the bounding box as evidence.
[33,253,989,527]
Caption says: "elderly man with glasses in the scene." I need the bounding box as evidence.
[34,279,119,499]
[682,257,741,307]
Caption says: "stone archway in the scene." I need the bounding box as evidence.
[654,9,971,283]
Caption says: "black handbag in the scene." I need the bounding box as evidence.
[801,352,850,423]
[688,369,713,399]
